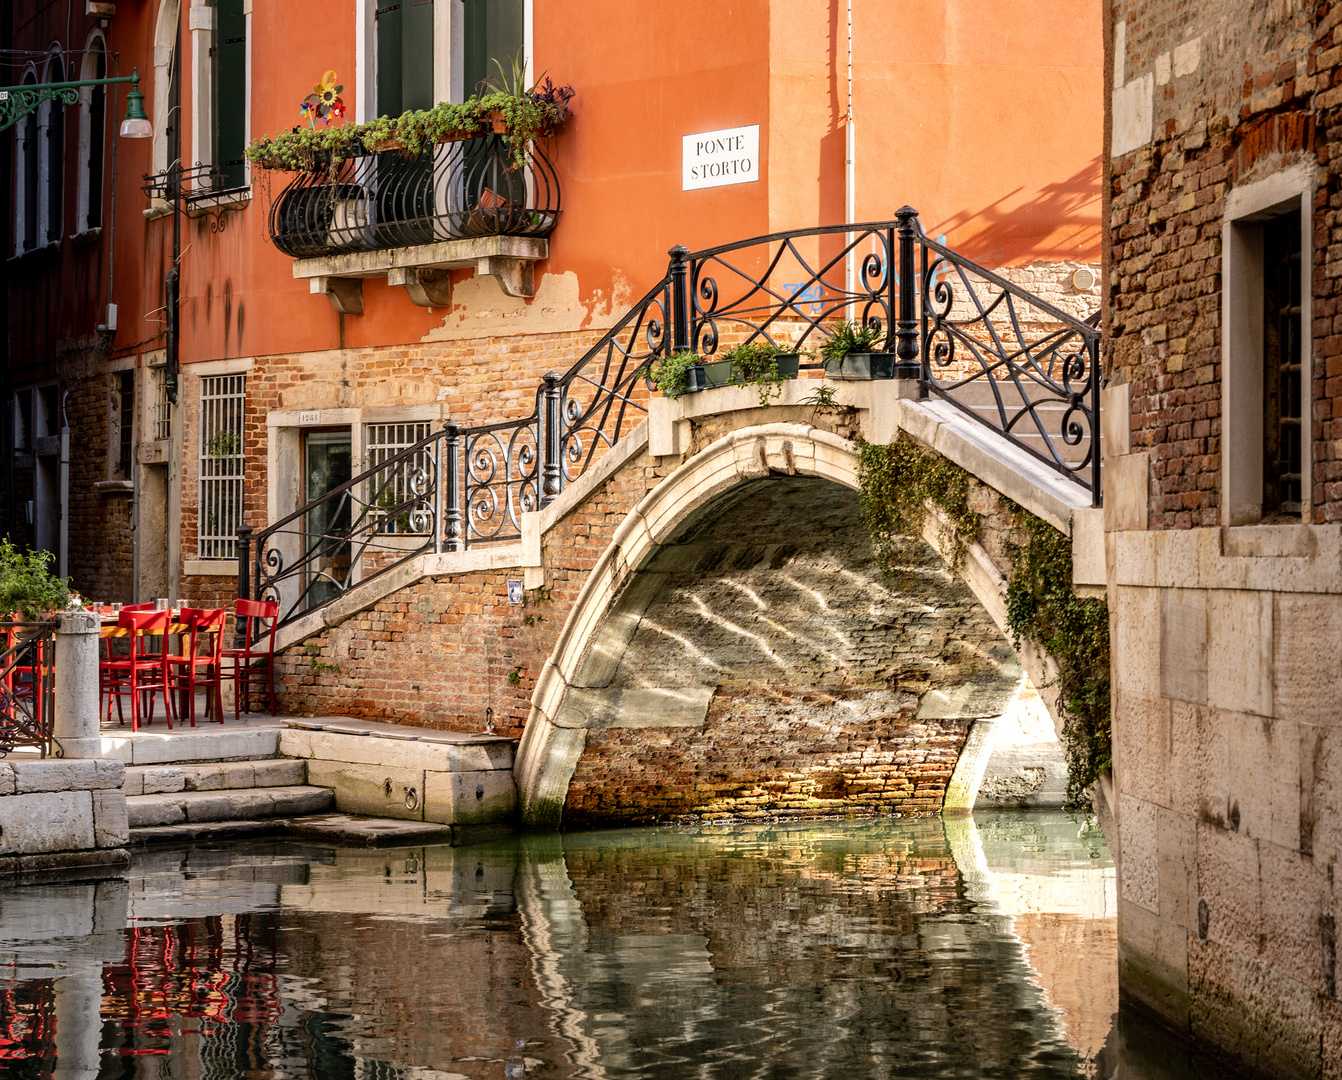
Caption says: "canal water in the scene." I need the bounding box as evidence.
[0,812,1222,1079]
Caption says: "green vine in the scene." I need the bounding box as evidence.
[1003,507,1111,807]
[246,84,574,175]
[857,435,1111,808]
[857,437,978,572]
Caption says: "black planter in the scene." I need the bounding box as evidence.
[682,366,708,393]
[703,360,733,388]
[774,354,802,379]
[825,352,896,380]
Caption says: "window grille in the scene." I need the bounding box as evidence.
[364,421,432,534]
[198,374,245,559]
[153,367,172,442]
[117,371,134,478]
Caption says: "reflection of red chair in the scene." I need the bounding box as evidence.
[222,599,279,717]
[102,609,173,731]
[167,608,226,727]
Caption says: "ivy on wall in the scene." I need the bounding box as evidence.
[857,436,1111,807]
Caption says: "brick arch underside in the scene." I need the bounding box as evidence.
[509,421,1025,826]
[556,475,1023,826]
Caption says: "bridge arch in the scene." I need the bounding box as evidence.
[515,422,1061,827]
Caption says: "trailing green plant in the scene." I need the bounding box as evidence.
[650,350,701,400]
[1003,506,1111,808]
[857,436,979,573]
[246,77,575,175]
[723,341,785,406]
[0,539,72,620]
[856,437,1111,809]
[820,319,883,368]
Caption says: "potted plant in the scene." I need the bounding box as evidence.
[819,320,892,379]
[0,539,72,621]
[651,350,705,399]
[722,341,801,406]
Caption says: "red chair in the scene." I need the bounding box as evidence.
[167,608,226,727]
[102,609,174,732]
[222,599,279,718]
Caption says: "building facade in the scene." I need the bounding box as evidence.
[1104,0,1342,1075]
[4,0,1102,609]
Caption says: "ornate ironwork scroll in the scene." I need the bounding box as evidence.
[0,623,55,758]
[250,213,1101,628]
[915,226,1101,496]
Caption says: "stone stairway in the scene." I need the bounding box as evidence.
[109,718,485,848]
[124,758,334,845]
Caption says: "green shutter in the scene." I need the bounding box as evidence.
[403,0,434,112]
[213,0,247,189]
[376,3,404,117]
[464,0,523,98]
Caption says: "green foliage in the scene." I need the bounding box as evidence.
[0,539,72,620]
[246,83,573,174]
[650,350,700,400]
[1003,508,1111,808]
[507,667,523,685]
[207,429,240,458]
[856,436,1112,809]
[857,437,979,573]
[723,341,785,407]
[820,319,883,367]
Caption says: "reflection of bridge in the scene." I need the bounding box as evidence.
[255,212,1106,832]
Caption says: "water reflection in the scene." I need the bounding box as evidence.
[0,813,1214,1079]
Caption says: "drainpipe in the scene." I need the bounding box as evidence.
[844,0,855,303]
[58,392,69,579]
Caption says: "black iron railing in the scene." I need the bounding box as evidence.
[245,210,1100,629]
[0,622,56,757]
[267,132,561,258]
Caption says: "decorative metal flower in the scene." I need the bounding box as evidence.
[300,70,346,129]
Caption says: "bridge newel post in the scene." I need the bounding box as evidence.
[894,207,921,380]
[541,372,563,507]
[444,424,463,551]
[234,523,252,649]
[668,244,691,353]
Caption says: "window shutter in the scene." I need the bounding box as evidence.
[376,1,433,117]
[402,0,434,112]
[463,0,523,99]
[213,0,247,189]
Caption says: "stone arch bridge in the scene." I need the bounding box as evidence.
[253,217,1104,829]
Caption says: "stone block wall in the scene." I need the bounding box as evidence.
[0,758,129,879]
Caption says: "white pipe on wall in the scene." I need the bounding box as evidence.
[844,0,856,303]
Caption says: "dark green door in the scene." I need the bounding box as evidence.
[303,429,353,611]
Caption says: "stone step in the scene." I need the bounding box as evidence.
[102,725,281,766]
[126,785,334,829]
[125,758,306,797]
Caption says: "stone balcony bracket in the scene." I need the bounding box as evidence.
[293,235,546,313]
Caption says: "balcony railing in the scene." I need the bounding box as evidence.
[267,131,561,259]
[1,622,55,758]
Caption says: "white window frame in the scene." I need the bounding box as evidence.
[188,0,254,190]
[76,30,109,235]
[37,49,65,249]
[198,373,246,560]
[355,0,532,120]
[14,65,38,255]
[1221,162,1314,525]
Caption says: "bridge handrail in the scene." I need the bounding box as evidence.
[245,211,1100,629]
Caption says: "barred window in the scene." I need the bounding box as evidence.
[117,371,134,478]
[198,374,245,559]
[364,421,432,535]
[152,367,171,442]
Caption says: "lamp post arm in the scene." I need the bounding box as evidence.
[0,72,140,133]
